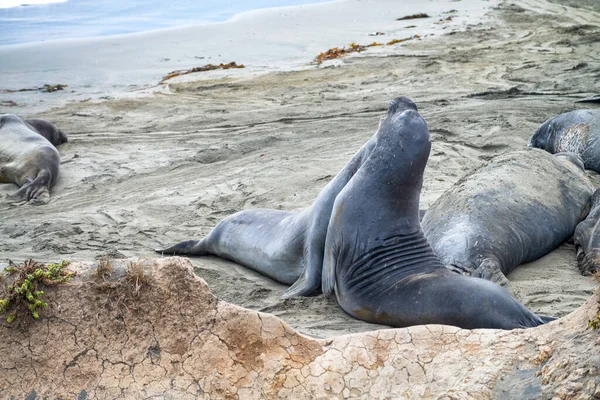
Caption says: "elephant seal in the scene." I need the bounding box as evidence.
[573,188,600,276]
[321,107,551,329]
[24,119,69,147]
[575,95,600,104]
[422,149,594,284]
[528,109,600,172]
[157,97,419,297]
[0,114,61,204]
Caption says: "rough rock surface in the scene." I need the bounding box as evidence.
[1,257,598,399]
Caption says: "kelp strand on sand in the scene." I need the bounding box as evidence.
[1,84,68,93]
[314,35,421,65]
[160,62,245,84]
[397,13,430,21]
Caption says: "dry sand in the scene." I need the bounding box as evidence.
[1,0,600,338]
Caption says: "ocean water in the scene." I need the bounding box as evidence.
[0,0,329,46]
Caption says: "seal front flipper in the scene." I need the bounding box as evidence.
[155,239,208,256]
[8,170,52,205]
[471,257,509,286]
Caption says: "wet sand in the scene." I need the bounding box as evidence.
[1,0,600,338]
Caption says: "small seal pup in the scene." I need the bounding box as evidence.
[321,107,551,329]
[528,109,600,172]
[157,97,419,297]
[24,119,69,147]
[422,149,594,284]
[0,114,62,204]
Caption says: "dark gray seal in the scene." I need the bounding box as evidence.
[24,119,69,147]
[0,114,62,204]
[157,97,419,297]
[573,188,600,276]
[422,149,594,284]
[528,109,600,172]
[575,95,600,104]
[321,107,551,329]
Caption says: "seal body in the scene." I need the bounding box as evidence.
[574,188,600,276]
[24,119,68,146]
[157,97,419,296]
[0,114,62,204]
[528,109,600,172]
[322,107,550,329]
[422,149,593,284]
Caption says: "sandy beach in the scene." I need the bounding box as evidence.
[1,0,600,339]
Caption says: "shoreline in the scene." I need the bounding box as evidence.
[0,0,497,115]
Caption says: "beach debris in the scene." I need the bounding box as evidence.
[314,36,420,65]
[160,62,245,84]
[397,13,429,21]
[1,100,19,107]
[368,32,385,36]
[435,16,454,24]
[1,84,68,93]
[405,25,417,28]
[386,35,421,46]
[315,43,368,64]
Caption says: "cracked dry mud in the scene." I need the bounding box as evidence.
[1,257,599,399]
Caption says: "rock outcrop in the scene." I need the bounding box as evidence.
[1,257,598,399]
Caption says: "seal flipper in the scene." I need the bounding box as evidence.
[155,239,209,256]
[575,95,600,104]
[539,315,557,324]
[471,257,509,286]
[8,169,52,205]
[321,205,340,298]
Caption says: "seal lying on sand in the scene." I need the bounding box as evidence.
[0,114,63,204]
[575,95,600,104]
[157,97,419,297]
[422,149,594,284]
[24,119,69,146]
[321,107,551,329]
[528,109,600,172]
[573,188,600,276]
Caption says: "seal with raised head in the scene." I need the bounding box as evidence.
[528,109,600,172]
[321,107,551,329]
[0,114,63,204]
[157,97,419,297]
[24,118,69,147]
[421,149,594,284]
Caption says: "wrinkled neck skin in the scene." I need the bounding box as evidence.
[333,110,439,289]
[286,99,420,298]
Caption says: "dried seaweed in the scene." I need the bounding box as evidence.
[397,13,429,21]
[314,35,419,65]
[160,61,245,84]
[386,35,421,46]
[1,84,68,93]
[1,100,19,107]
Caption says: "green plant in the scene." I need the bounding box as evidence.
[0,259,72,322]
[589,315,600,330]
